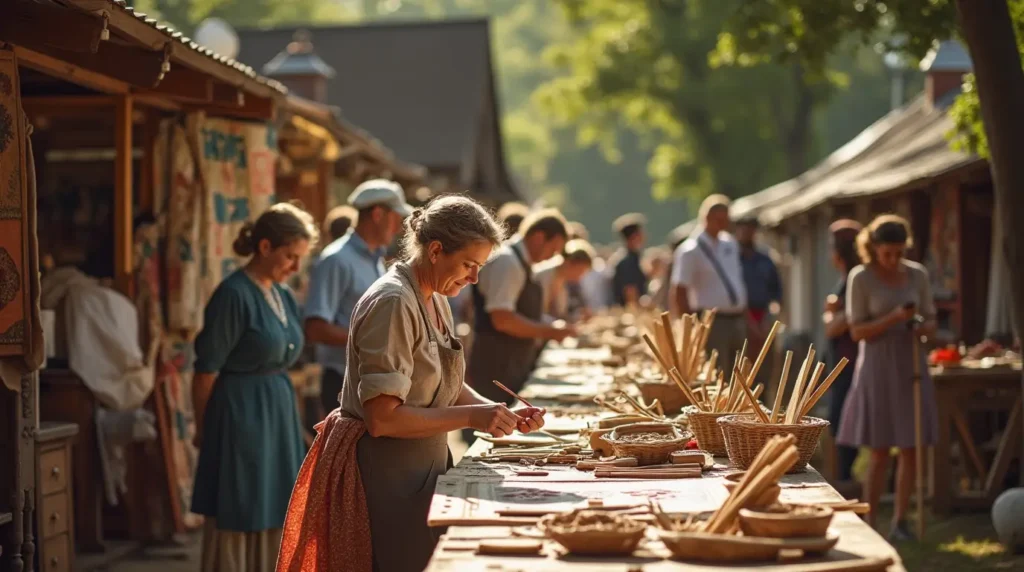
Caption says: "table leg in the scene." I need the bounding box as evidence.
[985,397,1022,497]
[933,389,954,516]
[951,409,988,479]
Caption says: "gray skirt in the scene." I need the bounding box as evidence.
[836,328,938,449]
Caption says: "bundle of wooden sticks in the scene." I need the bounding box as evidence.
[641,311,849,423]
[653,434,800,534]
[642,312,780,413]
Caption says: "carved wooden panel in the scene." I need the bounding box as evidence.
[0,48,30,357]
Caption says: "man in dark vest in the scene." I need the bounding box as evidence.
[469,209,575,403]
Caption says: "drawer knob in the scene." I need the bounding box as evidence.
[51,466,61,478]
[50,556,59,566]
[50,511,60,522]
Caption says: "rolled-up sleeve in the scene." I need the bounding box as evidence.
[354,295,418,404]
[477,254,526,313]
[304,257,349,324]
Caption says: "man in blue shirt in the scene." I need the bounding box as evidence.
[304,179,412,414]
[735,216,783,388]
[608,213,649,307]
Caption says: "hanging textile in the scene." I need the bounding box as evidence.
[0,47,43,391]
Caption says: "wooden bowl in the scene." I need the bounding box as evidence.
[657,530,780,562]
[538,513,646,556]
[738,505,834,539]
[722,472,781,509]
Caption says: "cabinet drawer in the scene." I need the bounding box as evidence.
[41,533,70,572]
[39,449,68,495]
[40,492,69,539]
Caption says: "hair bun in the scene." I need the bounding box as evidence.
[232,221,257,257]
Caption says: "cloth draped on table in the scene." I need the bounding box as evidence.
[276,409,372,572]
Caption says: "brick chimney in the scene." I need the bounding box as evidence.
[919,40,973,108]
[262,30,336,103]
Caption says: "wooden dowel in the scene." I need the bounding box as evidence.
[798,362,825,416]
[784,347,815,424]
[745,321,781,388]
[733,364,769,423]
[661,312,680,371]
[668,367,706,411]
[770,351,794,423]
[800,357,851,418]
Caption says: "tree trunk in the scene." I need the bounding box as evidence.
[955,0,1024,485]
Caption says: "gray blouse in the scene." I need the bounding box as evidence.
[340,263,456,420]
[846,260,935,325]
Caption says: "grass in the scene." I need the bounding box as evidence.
[872,505,1024,571]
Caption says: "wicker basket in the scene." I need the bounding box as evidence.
[683,404,771,457]
[717,415,830,473]
[538,514,646,556]
[636,380,688,414]
[600,422,692,466]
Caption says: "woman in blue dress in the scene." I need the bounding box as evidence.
[191,202,318,571]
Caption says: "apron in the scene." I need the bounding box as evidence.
[468,244,544,401]
[355,265,464,572]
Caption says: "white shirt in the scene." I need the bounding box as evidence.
[475,237,533,313]
[533,257,568,320]
[671,231,748,314]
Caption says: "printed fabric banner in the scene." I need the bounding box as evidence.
[165,114,277,336]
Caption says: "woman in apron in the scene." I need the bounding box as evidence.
[278,196,547,572]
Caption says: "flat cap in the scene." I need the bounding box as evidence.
[347,179,413,217]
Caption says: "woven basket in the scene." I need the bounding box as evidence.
[717,415,830,473]
[538,514,646,556]
[683,404,771,457]
[600,422,692,466]
[637,381,688,414]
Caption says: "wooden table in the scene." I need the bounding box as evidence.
[931,362,1022,514]
[426,347,905,571]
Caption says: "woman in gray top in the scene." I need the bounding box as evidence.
[836,214,938,541]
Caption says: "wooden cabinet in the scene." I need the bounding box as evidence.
[35,422,77,572]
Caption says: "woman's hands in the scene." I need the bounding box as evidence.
[512,406,546,434]
[888,304,916,325]
[824,294,841,313]
[468,403,547,437]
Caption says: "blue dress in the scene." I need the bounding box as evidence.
[191,270,306,532]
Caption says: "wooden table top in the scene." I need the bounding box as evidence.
[426,346,905,571]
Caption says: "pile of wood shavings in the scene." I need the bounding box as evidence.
[756,503,824,516]
[545,510,644,533]
[614,432,676,443]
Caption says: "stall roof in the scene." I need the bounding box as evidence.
[94,0,288,95]
[669,91,983,235]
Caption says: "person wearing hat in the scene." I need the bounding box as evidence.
[304,179,413,415]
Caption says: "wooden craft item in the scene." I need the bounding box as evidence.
[492,379,535,408]
[771,351,795,423]
[738,505,834,538]
[799,357,851,418]
[476,538,543,556]
[670,451,706,465]
[576,457,638,471]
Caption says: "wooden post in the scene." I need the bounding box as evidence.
[114,94,133,296]
[139,109,159,216]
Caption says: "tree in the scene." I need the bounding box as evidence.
[723,0,1024,485]
[533,0,841,203]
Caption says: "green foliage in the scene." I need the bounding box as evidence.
[949,0,1024,157]
[131,0,350,31]
[534,0,842,203]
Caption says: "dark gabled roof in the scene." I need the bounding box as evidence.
[235,19,499,170]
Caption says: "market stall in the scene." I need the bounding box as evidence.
[427,312,904,571]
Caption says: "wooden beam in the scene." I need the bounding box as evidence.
[212,83,245,107]
[40,41,168,89]
[22,95,117,113]
[13,46,129,94]
[67,0,280,100]
[114,94,134,296]
[140,65,212,102]
[0,0,106,53]
[139,110,160,216]
[188,94,277,122]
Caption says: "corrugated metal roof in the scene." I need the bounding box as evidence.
[101,0,287,94]
[920,40,973,73]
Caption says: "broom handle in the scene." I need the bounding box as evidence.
[912,331,925,540]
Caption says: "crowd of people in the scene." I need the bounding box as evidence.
[187,181,940,571]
